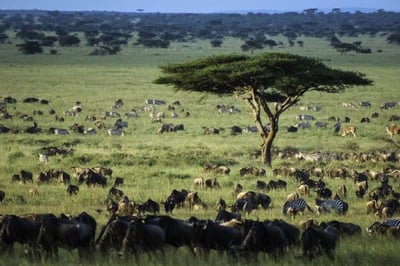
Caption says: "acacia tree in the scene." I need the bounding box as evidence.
[154,52,372,167]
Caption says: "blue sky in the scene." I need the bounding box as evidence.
[0,0,399,13]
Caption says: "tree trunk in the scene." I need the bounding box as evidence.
[260,121,277,168]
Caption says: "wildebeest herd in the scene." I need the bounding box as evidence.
[1,95,400,263]
[2,159,400,262]
[1,207,399,262]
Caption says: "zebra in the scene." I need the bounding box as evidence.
[282,198,314,219]
[367,219,400,235]
[315,199,349,215]
[382,219,400,228]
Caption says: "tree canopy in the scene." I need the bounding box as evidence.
[154,52,373,167]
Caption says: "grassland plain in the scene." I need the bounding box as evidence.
[0,33,400,265]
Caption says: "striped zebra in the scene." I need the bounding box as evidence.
[382,219,400,228]
[367,218,400,235]
[315,199,349,215]
[282,198,314,218]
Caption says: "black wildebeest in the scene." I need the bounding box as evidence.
[136,199,160,216]
[191,218,242,253]
[120,219,166,255]
[0,190,5,203]
[36,212,97,260]
[66,185,79,196]
[96,215,136,254]
[237,219,287,260]
[0,215,42,254]
[301,225,339,261]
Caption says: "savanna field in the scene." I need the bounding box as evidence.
[0,11,400,266]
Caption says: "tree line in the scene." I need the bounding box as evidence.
[0,9,400,54]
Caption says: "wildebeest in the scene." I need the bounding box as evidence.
[191,218,242,253]
[0,215,43,254]
[83,169,107,187]
[92,166,113,179]
[145,215,195,251]
[204,177,221,189]
[120,219,166,255]
[380,101,398,109]
[237,219,287,260]
[0,190,5,203]
[107,127,124,136]
[266,180,287,191]
[113,177,124,187]
[19,170,33,183]
[359,101,371,108]
[106,188,123,203]
[203,164,230,175]
[301,225,339,260]
[96,215,136,254]
[215,209,241,223]
[136,199,160,216]
[66,185,79,196]
[239,166,266,177]
[36,212,97,259]
[319,220,361,236]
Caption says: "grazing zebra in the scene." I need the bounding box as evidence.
[283,198,314,218]
[315,199,349,215]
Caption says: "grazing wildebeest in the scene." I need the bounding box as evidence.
[239,166,266,177]
[113,177,124,187]
[92,166,113,179]
[315,187,333,199]
[108,187,124,201]
[204,177,221,189]
[84,169,107,187]
[215,209,241,224]
[20,170,33,183]
[266,180,287,191]
[204,164,230,175]
[381,101,398,109]
[66,185,79,196]
[136,199,160,216]
[319,220,361,236]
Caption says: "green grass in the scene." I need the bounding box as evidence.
[1,33,400,265]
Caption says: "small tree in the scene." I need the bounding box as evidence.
[154,52,372,167]
[16,41,43,54]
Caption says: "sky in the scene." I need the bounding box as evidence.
[0,0,399,13]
